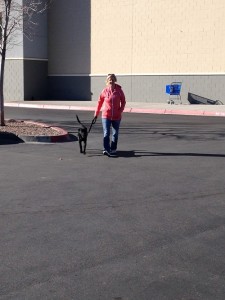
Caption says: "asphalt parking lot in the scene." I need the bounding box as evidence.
[1,108,225,300]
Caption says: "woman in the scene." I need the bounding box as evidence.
[94,74,126,156]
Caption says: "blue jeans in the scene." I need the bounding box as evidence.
[102,118,121,152]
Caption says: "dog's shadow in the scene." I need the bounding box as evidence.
[68,134,78,142]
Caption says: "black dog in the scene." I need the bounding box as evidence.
[76,115,96,154]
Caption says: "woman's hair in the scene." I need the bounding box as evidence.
[106,73,117,83]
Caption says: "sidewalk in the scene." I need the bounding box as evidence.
[5,100,225,117]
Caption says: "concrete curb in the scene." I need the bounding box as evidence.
[5,102,225,117]
[17,121,71,143]
[19,134,71,143]
[5,102,96,112]
[126,107,225,116]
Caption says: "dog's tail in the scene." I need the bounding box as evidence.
[76,114,81,124]
[76,115,87,129]
[76,114,96,133]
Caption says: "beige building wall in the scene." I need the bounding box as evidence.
[48,0,90,75]
[91,0,225,75]
[4,0,225,101]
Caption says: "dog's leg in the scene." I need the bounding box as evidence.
[78,137,83,153]
[83,140,87,154]
[77,121,88,154]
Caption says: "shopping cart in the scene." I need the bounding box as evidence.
[166,82,182,104]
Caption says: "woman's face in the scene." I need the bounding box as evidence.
[106,75,116,86]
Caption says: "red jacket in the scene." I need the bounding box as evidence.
[94,84,126,120]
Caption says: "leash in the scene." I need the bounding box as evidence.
[76,114,96,134]
[88,117,97,133]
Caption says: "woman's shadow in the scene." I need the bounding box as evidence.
[89,149,225,158]
[116,150,225,158]
[114,150,140,158]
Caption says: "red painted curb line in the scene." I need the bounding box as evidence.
[5,102,225,117]
[130,108,225,117]
[130,108,166,114]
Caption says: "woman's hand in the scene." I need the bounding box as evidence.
[92,116,97,124]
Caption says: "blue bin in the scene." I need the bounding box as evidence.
[166,84,181,95]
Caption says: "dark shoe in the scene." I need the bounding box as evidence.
[103,150,111,157]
